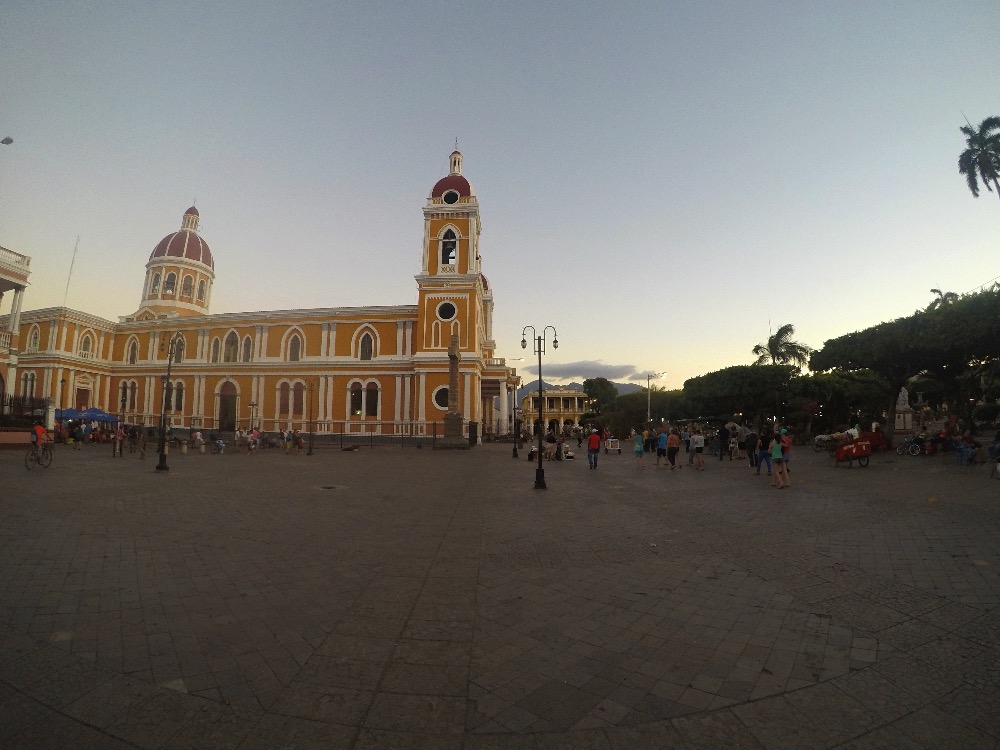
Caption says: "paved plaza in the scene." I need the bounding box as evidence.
[1,439,998,748]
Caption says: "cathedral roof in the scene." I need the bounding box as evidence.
[148,207,214,270]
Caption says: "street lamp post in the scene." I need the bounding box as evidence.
[521,325,558,490]
[156,331,184,472]
[511,383,519,459]
[117,390,127,457]
[646,371,667,424]
[248,401,257,431]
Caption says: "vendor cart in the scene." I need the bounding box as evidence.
[604,438,621,454]
[835,440,871,468]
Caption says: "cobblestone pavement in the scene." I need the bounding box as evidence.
[1,440,998,748]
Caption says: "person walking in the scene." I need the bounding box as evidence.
[666,428,682,470]
[770,431,788,488]
[587,429,601,469]
[633,430,644,467]
[745,428,758,469]
[717,425,728,460]
[779,428,792,479]
[691,429,705,470]
[755,432,771,477]
[655,427,668,467]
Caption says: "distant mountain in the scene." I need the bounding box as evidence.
[515,380,643,402]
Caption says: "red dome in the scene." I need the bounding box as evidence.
[184,205,199,217]
[431,174,472,199]
[149,231,214,269]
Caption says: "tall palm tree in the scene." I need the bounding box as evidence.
[926,288,959,311]
[752,323,813,368]
[958,116,1000,201]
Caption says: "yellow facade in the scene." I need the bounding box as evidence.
[2,152,515,437]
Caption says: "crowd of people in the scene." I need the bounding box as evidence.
[628,423,795,488]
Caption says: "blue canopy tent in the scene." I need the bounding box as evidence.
[55,408,84,420]
[80,407,118,422]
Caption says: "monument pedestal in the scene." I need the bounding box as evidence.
[437,413,470,450]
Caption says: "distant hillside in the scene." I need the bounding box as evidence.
[515,380,643,402]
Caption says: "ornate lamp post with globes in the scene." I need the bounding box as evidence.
[521,325,558,490]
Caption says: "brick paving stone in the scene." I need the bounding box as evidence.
[1,445,999,747]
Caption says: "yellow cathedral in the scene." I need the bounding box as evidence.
[0,151,517,439]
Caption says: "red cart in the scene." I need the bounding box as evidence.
[835,440,871,468]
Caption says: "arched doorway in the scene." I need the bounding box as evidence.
[218,381,237,431]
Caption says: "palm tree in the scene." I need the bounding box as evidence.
[753,323,813,368]
[958,116,1000,201]
[926,288,959,311]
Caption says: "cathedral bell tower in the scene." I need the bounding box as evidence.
[414,150,488,356]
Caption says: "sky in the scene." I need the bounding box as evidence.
[1,1,997,391]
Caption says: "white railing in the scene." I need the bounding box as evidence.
[0,246,31,270]
[486,358,505,367]
[0,331,10,350]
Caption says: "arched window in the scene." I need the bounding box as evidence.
[223,332,238,362]
[174,381,184,411]
[440,229,457,265]
[242,336,252,362]
[120,381,128,409]
[127,340,138,364]
[359,333,373,361]
[181,275,194,297]
[163,273,176,294]
[197,280,206,301]
[293,383,305,415]
[163,380,174,410]
[26,327,40,353]
[173,338,185,364]
[279,383,290,415]
[150,272,161,296]
[210,338,221,363]
[129,382,137,410]
[350,383,363,416]
[79,334,94,359]
[288,335,301,362]
[365,383,379,417]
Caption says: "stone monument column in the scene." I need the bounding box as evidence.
[438,335,470,449]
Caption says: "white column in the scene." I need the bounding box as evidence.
[499,386,509,431]
[7,287,25,332]
[418,373,426,421]
[394,375,402,421]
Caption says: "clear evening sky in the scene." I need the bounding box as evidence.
[1,2,997,389]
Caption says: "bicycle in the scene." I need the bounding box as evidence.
[25,443,53,470]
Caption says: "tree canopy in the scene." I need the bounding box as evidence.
[810,287,1000,429]
[958,116,1000,200]
[752,323,813,368]
[582,377,618,414]
[684,365,796,425]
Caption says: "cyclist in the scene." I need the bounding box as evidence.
[30,421,49,459]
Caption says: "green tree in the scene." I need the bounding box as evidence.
[683,365,796,427]
[926,288,959,311]
[752,323,813,368]
[958,116,1000,201]
[811,287,1000,437]
[582,377,618,414]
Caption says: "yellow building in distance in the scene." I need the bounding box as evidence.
[2,151,516,438]
[520,387,591,433]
